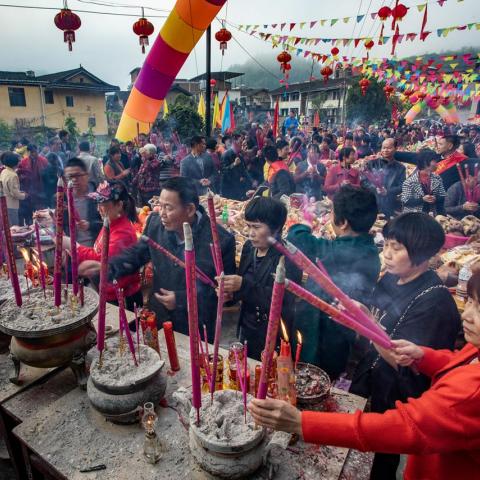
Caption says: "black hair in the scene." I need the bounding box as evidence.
[48,136,60,146]
[416,149,440,170]
[205,137,217,150]
[276,139,288,150]
[307,143,320,154]
[222,134,231,144]
[345,133,354,141]
[338,147,355,162]
[312,134,322,144]
[467,270,480,301]
[79,141,90,152]
[290,137,302,151]
[442,134,461,150]
[27,144,38,152]
[262,145,278,163]
[333,185,378,234]
[125,141,134,147]
[353,135,363,143]
[161,176,199,209]
[461,142,477,159]
[108,180,138,223]
[58,130,68,139]
[1,152,20,168]
[65,157,88,172]
[190,135,205,148]
[109,146,121,156]
[244,196,287,236]
[383,212,445,266]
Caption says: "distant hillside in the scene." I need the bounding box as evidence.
[228,47,479,90]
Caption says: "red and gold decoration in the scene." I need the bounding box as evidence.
[133,8,154,54]
[330,47,339,58]
[359,78,370,96]
[215,25,232,55]
[277,50,292,75]
[383,84,395,101]
[54,1,81,52]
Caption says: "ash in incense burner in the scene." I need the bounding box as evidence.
[295,362,331,405]
[188,390,265,479]
[0,274,27,305]
[0,286,98,386]
[87,339,167,424]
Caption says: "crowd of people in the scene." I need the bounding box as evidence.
[1,114,480,479]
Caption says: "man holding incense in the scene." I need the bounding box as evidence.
[108,177,236,338]
[287,185,380,379]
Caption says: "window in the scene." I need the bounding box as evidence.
[290,92,300,101]
[44,90,54,104]
[66,95,74,107]
[280,109,289,116]
[8,87,26,107]
[88,116,96,127]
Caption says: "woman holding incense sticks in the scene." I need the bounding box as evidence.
[350,212,461,479]
[220,196,301,360]
[62,180,142,311]
[249,270,480,480]
[444,162,480,220]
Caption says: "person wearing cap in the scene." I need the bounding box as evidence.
[133,143,162,206]
[62,180,142,310]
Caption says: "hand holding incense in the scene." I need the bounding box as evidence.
[183,222,202,424]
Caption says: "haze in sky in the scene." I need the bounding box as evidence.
[0,0,478,89]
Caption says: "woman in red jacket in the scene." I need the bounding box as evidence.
[249,271,480,480]
[63,180,142,310]
[323,147,360,199]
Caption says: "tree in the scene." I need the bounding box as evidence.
[160,94,204,141]
[0,119,12,150]
[345,78,392,124]
[64,114,80,145]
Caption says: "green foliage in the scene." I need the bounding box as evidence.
[346,78,391,124]
[163,96,204,141]
[64,114,80,144]
[0,119,12,150]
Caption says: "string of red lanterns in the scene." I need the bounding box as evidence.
[133,8,154,54]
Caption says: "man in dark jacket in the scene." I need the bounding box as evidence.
[180,135,217,196]
[364,138,406,218]
[287,185,380,378]
[220,134,252,200]
[109,177,236,339]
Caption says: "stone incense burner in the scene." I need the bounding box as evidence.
[0,285,98,386]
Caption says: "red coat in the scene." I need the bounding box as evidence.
[77,215,141,301]
[323,164,360,198]
[302,343,480,479]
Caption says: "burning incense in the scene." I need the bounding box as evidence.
[210,272,225,400]
[66,181,79,296]
[115,282,138,366]
[269,237,391,346]
[34,221,47,298]
[141,235,215,288]
[183,222,202,425]
[207,191,223,276]
[295,330,303,370]
[284,278,392,348]
[257,257,286,400]
[198,328,212,386]
[53,177,65,308]
[97,217,110,361]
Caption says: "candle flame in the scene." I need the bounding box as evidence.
[296,330,303,345]
[280,319,289,343]
[18,247,30,263]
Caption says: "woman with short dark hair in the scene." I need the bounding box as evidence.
[351,212,461,479]
[220,196,301,360]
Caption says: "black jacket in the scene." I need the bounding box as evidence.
[108,207,236,338]
[445,181,480,219]
[180,153,218,196]
[270,169,296,199]
[364,158,406,217]
[220,149,252,200]
[233,241,302,360]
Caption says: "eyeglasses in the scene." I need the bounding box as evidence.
[65,173,87,180]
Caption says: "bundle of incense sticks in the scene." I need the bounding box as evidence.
[141,235,215,288]
[269,237,392,348]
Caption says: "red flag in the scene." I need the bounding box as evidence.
[229,102,235,132]
[273,98,279,139]
[420,4,428,38]
[313,111,320,128]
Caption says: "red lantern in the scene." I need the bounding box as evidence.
[417,91,427,101]
[403,89,414,98]
[277,51,292,74]
[364,40,374,51]
[359,78,370,96]
[392,3,408,22]
[133,14,154,54]
[441,96,450,106]
[54,5,81,51]
[210,78,217,87]
[320,66,333,83]
[215,27,232,55]
[331,47,339,57]
[383,85,395,100]
[378,6,392,21]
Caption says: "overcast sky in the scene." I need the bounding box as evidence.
[0,0,478,89]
